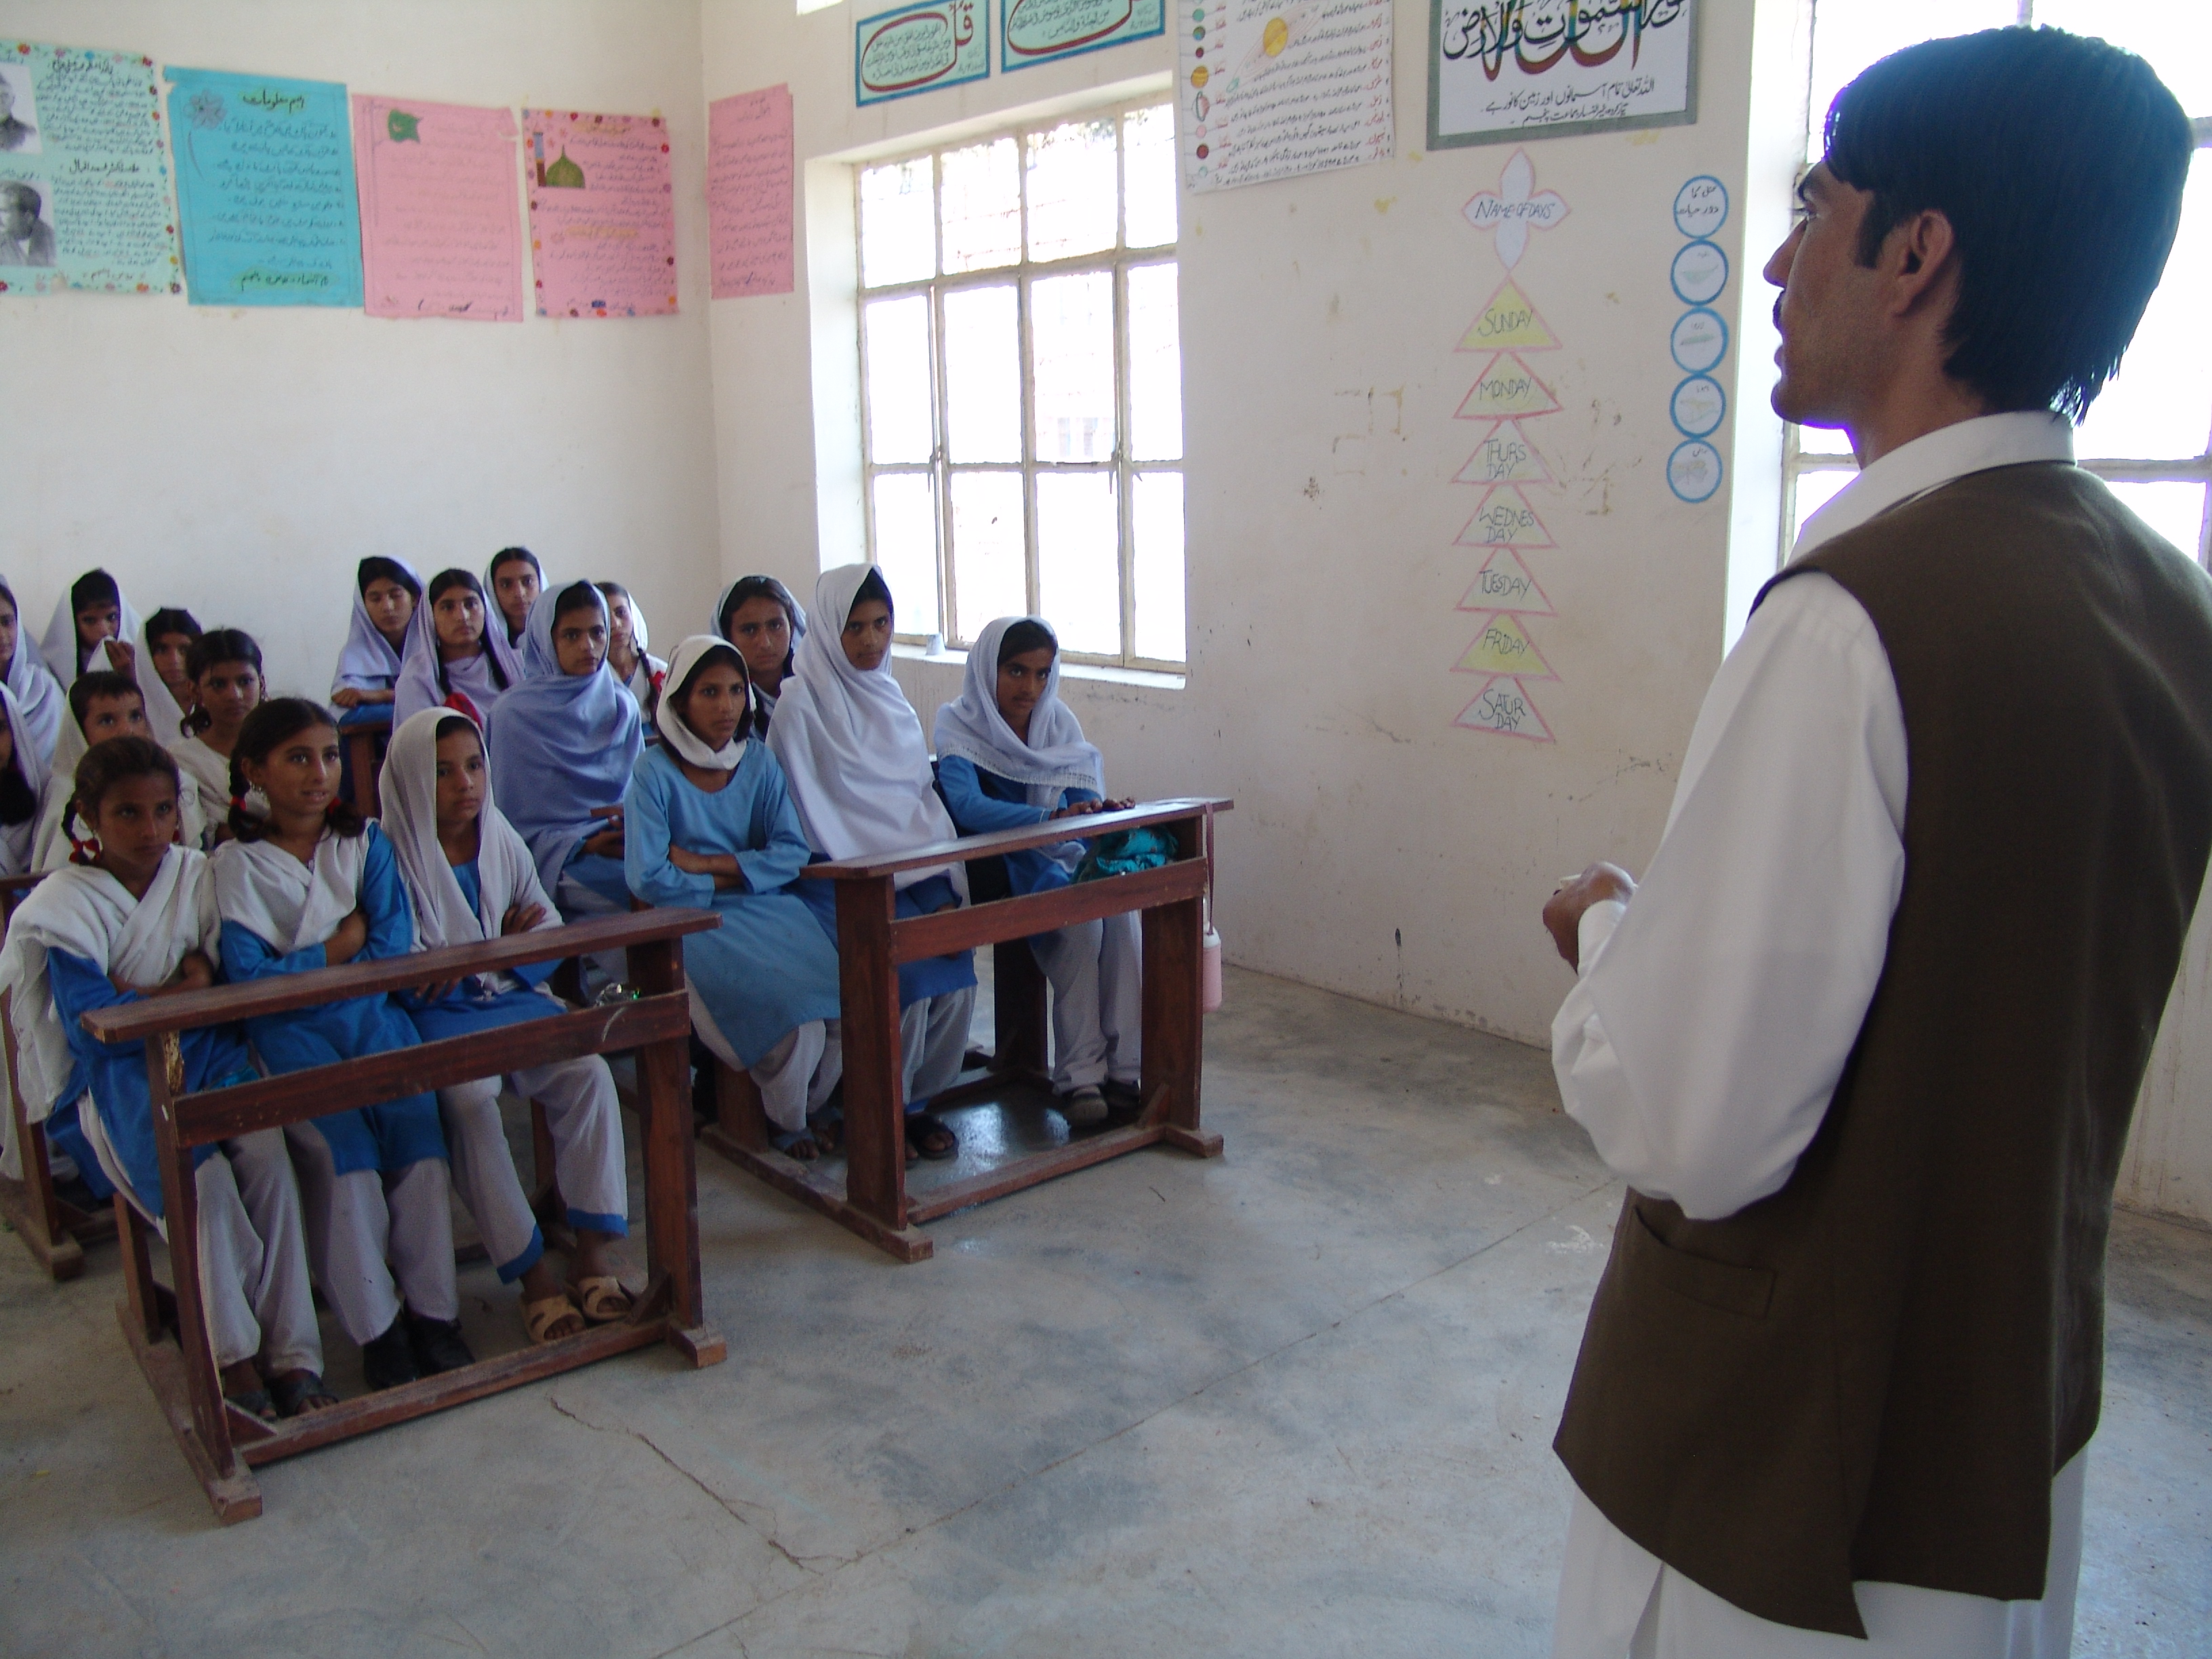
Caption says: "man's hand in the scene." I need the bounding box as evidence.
[1542,863,1637,971]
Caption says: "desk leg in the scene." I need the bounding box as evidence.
[993,939,1048,1080]
[836,877,909,1236]
[346,731,382,819]
[628,938,724,1367]
[1141,886,1221,1159]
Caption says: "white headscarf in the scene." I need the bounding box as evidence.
[655,636,752,771]
[32,664,205,873]
[933,616,1105,805]
[333,556,422,695]
[0,574,64,773]
[211,828,367,956]
[37,576,189,742]
[766,565,962,894]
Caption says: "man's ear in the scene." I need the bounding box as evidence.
[1884,208,1960,319]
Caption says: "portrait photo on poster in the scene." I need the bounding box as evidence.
[0,60,40,155]
[0,176,56,267]
[1429,0,1697,149]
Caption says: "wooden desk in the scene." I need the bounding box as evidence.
[340,710,393,819]
[701,798,1231,1263]
[80,907,724,1523]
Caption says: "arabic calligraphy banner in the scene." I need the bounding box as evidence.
[1428,0,1697,149]
[856,0,991,106]
[1001,0,1166,73]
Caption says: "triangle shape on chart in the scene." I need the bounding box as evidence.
[1457,279,1559,351]
[1452,420,1553,486]
[1453,485,1555,549]
[1453,612,1557,680]
[1454,353,1563,419]
[1458,546,1555,616]
[1454,676,1555,742]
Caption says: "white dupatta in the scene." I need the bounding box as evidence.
[32,661,206,873]
[211,830,365,958]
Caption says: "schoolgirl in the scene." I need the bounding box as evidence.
[487,547,542,649]
[936,617,1141,1124]
[0,684,42,876]
[483,583,641,916]
[768,565,975,1161]
[392,569,521,729]
[35,671,205,871]
[598,581,666,717]
[713,575,806,729]
[37,569,190,748]
[0,574,64,773]
[1,737,333,1418]
[143,607,202,717]
[330,556,421,714]
[171,628,265,847]
[213,699,465,1390]
[383,708,634,1338]
[626,638,843,1156]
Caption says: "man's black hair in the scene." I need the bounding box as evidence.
[68,670,140,726]
[1824,27,2193,419]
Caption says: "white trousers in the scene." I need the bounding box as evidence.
[689,996,843,1137]
[1031,912,1142,1091]
[1552,1454,2085,1659]
[439,1053,628,1279]
[901,986,975,1107]
[283,1124,457,1345]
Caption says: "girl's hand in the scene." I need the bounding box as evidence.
[175,952,215,991]
[1102,797,1135,812]
[1051,800,1105,821]
[104,638,136,675]
[581,827,625,858]
[668,846,714,876]
[331,687,363,709]
[325,909,370,967]
[501,901,547,936]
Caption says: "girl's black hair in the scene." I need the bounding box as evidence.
[668,642,755,744]
[0,703,35,826]
[358,556,422,601]
[552,579,605,621]
[227,698,363,844]
[64,736,180,858]
[488,546,541,583]
[718,576,803,682]
[182,628,264,736]
[425,569,512,694]
[144,607,201,649]
[852,567,893,618]
[70,569,121,617]
[998,619,1057,668]
[435,713,481,747]
[68,670,141,729]
[0,580,17,628]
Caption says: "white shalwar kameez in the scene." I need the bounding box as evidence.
[1549,413,2086,1659]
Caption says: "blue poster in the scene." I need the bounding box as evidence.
[167,66,362,307]
[1001,0,1166,72]
[856,0,991,106]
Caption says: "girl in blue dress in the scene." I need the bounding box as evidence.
[393,570,520,729]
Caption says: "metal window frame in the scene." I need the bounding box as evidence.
[855,96,1185,671]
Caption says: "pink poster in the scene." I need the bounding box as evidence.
[523,108,677,319]
[352,96,523,323]
[707,85,795,300]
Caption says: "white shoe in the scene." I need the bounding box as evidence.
[1057,1085,1109,1126]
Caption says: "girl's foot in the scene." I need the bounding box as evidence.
[906,1111,958,1161]
[1056,1085,1109,1127]
[268,1369,340,1417]
[519,1259,585,1341]
[770,1125,821,1161]
[220,1358,276,1423]
[361,1318,420,1391]
[568,1229,635,1324]
[402,1311,475,1375]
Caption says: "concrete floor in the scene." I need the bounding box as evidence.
[3,966,2208,1658]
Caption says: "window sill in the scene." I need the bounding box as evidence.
[892,639,1186,691]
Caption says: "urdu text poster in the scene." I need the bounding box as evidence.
[707,85,794,299]
[1429,0,1696,148]
[1179,0,1393,194]
[523,108,676,319]
[353,95,523,321]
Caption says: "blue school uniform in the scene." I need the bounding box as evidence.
[935,756,1101,898]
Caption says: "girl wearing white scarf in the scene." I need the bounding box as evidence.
[0,575,64,775]
[380,708,634,1336]
[600,581,668,717]
[935,616,1143,1122]
[766,566,976,1160]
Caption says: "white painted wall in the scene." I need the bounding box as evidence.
[0,0,720,702]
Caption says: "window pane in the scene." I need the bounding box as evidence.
[1807,0,2016,161]
[863,295,934,464]
[942,285,1022,462]
[941,138,1021,274]
[2106,481,2208,564]
[1133,471,1186,662]
[1793,422,1853,458]
[1790,468,1856,546]
[1124,104,1178,249]
[1031,271,1116,462]
[2074,152,2212,462]
[1026,119,1118,262]
[1128,263,1183,462]
[950,472,1027,643]
[859,157,935,287]
[2033,0,2212,116]
[1037,472,1121,654]
[872,473,941,635]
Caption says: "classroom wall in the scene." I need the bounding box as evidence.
[0,0,720,702]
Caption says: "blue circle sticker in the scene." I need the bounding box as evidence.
[1670,240,1728,306]
[1667,439,1725,503]
[1673,176,1729,239]
[1671,374,1727,438]
[1669,306,1729,373]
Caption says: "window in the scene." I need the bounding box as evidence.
[855,101,1186,669]
[1782,3,2212,566]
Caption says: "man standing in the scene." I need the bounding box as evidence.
[1542,29,2205,1658]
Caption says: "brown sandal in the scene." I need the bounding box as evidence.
[568,1275,634,1324]
[525,1292,586,1344]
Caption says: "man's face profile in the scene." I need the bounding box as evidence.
[1763,163,1888,432]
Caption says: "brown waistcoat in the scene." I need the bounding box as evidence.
[1553,462,2212,1637]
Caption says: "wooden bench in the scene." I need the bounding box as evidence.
[0,871,119,1279]
[700,798,1232,1263]
[78,907,724,1523]
[340,709,394,819]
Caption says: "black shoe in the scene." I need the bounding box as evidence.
[361,1318,421,1391]
[403,1311,474,1376]
[1101,1078,1145,1114]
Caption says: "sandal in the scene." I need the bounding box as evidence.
[525,1292,586,1345]
[808,1103,844,1156]
[569,1275,634,1324]
[769,1125,821,1162]
[268,1370,340,1418]
[224,1385,277,1425]
[905,1111,958,1162]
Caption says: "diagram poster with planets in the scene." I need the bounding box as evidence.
[1178,0,1393,193]
[1429,0,1696,149]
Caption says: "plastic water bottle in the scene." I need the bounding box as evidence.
[1201,924,1223,1013]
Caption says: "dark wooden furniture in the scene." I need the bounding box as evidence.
[699,798,1231,1263]
[78,908,724,1523]
[341,710,394,819]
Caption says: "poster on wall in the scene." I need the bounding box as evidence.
[707,85,795,298]
[0,43,181,298]
[352,95,523,322]
[1428,0,1696,150]
[1001,0,1166,72]
[167,66,363,307]
[856,0,991,106]
[522,108,677,319]
[1179,0,1395,194]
